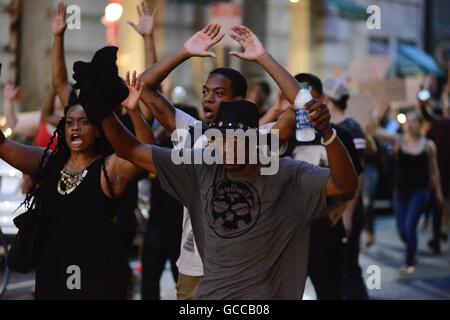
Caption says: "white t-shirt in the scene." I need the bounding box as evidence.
[173,108,285,276]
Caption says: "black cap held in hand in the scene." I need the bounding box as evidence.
[209,100,259,131]
[72,46,129,123]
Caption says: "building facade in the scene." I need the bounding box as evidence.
[1,0,447,114]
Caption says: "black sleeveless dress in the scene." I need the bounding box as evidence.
[35,157,128,299]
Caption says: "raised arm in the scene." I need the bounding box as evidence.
[3,82,19,132]
[103,71,156,197]
[229,26,299,104]
[0,131,47,177]
[40,87,61,127]
[304,100,358,198]
[229,26,298,142]
[102,113,155,175]
[140,88,177,132]
[3,82,40,138]
[419,98,441,124]
[140,23,224,89]
[52,2,72,105]
[127,1,158,68]
[121,71,155,145]
[259,91,290,126]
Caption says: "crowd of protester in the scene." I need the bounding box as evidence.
[0,1,448,300]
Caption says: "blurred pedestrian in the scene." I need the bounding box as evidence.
[419,90,450,253]
[323,78,368,299]
[363,109,381,248]
[375,111,443,274]
[285,73,364,300]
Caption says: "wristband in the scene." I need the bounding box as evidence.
[320,128,337,146]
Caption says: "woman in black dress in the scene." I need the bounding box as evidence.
[0,60,153,299]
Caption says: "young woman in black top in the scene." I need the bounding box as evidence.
[375,111,443,274]
[0,63,153,298]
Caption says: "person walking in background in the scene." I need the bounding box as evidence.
[363,108,381,248]
[419,91,450,254]
[323,78,368,300]
[374,111,443,274]
[285,73,364,300]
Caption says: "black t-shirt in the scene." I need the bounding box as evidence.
[285,124,363,176]
[337,118,366,164]
[286,125,363,228]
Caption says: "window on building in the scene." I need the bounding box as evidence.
[369,37,389,55]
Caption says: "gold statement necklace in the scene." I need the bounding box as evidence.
[57,165,89,196]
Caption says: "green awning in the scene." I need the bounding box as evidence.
[326,0,369,20]
[397,44,444,77]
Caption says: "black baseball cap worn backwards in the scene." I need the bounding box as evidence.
[209,100,259,132]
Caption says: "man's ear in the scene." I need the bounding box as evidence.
[95,127,101,138]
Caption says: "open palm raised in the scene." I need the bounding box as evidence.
[127,1,157,37]
[122,71,143,111]
[183,23,225,58]
[52,2,67,36]
[229,26,266,61]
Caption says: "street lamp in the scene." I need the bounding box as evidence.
[102,1,123,46]
[104,3,123,23]
[396,113,406,124]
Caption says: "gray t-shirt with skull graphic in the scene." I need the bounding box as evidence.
[152,145,335,300]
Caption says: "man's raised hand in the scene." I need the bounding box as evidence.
[183,23,224,58]
[229,26,266,62]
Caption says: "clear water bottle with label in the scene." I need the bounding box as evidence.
[295,82,316,142]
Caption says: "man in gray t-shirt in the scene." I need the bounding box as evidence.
[101,98,358,300]
[152,145,332,299]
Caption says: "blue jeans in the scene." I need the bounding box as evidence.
[395,189,429,265]
[363,163,379,233]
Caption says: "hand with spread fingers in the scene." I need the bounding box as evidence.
[52,2,67,36]
[183,23,225,58]
[305,99,331,133]
[122,71,143,111]
[229,25,266,62]
[127,1,157,37]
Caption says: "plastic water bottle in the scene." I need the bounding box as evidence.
[295,82,315,142]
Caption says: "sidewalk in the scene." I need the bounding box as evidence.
[359,216,450,300]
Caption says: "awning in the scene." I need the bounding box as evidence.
[397,44,444,77]
[326,0,368,20]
